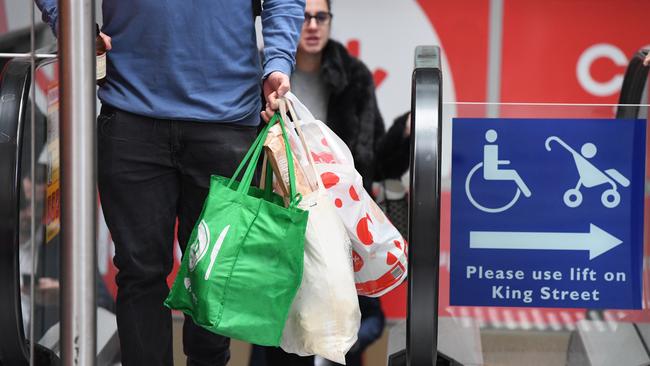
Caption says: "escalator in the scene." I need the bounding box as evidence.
[564,49,650,366]
[387,48,649,366]
[0,53,119,366]
[387,46,459,366]
[0,55,60,365]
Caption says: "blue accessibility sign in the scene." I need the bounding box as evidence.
[450,118,646,309]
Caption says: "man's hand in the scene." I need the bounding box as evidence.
[100,32,112,50]
[644,53,650,67]
[261,71,290,122]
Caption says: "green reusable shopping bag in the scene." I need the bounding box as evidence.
[164,114,308,346]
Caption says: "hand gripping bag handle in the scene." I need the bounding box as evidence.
[278,98,326,192]
[227,113,301,208]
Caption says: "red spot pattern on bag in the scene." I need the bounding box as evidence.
[311,151,335,164]
[335,198,343,208]
[386,252,398,265]
[355,262,405,296]
[393,240,402,250]
[356,214,374,245]
[320,172,340,189]
[349,185,359,201]
[321,137,328,146]
[352,250,364,272]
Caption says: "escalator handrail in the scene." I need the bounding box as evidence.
[0,57,33,365]
[0,55,56,365]
[616,49,649,119]
[407,45,443,366]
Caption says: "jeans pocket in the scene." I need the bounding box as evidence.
[97,108,116,138]
[98,107,154,143]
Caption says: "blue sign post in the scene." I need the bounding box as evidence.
[451,118,646,309]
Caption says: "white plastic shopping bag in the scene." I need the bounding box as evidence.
[277,100,360,364]
[284,92,408,297]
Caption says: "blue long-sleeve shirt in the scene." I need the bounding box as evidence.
[35,0,305,124]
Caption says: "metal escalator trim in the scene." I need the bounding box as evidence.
[407,45,443,366]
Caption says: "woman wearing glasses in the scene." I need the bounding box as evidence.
[287,0,411,197]
[260,0,410,365]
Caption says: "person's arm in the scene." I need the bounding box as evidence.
[356,296,386,351]
[261,0,304,79]
[260,0,305,121]
[34,0,112,49]
[375,112,411,180]
[351,64,385,186]
[34,0,59,36]
[644,53,650,66]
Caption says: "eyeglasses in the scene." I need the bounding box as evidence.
[304,11,333,25]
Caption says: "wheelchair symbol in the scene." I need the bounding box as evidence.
[465,129,532,213]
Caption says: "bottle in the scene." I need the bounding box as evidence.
[96,24,107,86]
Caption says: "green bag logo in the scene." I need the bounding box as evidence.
[204,225,230,280]
[189,220,211,272]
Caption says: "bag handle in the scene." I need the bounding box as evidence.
[278,98,325,191]
[275,113,301,207]
[284,91,316,123]
[284,91,352,164]
[259,154,275,201]
[228,112,301,208]
[227,115,275,190]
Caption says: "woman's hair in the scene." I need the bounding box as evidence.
[326,0,331,11]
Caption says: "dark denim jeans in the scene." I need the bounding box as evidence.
[97,105,257,366]
[264,346,314,366]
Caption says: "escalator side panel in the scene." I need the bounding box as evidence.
[0,59,36,365]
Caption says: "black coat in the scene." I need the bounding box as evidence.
[319,40,410,192]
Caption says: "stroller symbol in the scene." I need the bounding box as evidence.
[545,136,630,208]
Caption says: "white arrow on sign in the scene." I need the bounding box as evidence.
[469,224,622,260]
